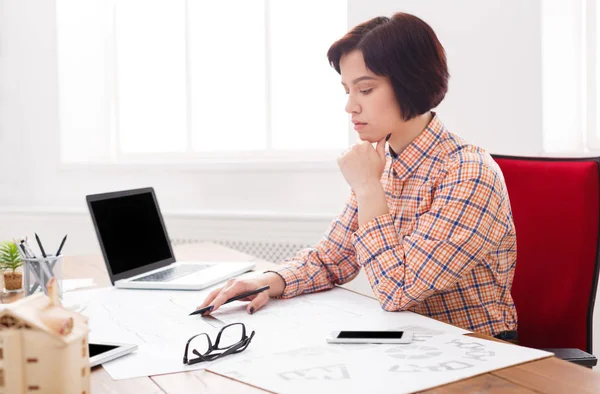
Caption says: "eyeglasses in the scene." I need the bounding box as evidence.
[183,322,255,365]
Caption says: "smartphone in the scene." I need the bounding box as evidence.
[89,342,138,367]
[326,330,413,344]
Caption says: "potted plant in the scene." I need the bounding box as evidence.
[0,241,24,292]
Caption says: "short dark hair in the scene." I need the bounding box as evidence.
[327,13,449,121]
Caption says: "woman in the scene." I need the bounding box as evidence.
[198,12,518,338]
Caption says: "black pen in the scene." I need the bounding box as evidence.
[190,285,271,316]
[34,233,46,258]
[55,235,68,256]
[18,243,28,259]
[21,239,35,258]
[35,233,47,258]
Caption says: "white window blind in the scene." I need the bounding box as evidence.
[56,0,348,164]
[116,0,188,154]
[541,0,600,153]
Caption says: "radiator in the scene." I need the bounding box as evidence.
[171,238,312,264]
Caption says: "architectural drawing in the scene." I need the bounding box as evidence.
[221,370,246,380]
[62,286,535,383]
[393,325,446,342]
[275,346,341,358]
[278,364,350,381]
[385,345,442,360]
[211,333,552,394]
[389,360,473,373]
[446,338,496,362]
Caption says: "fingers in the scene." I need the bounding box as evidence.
[246,291,270,315]
[196,278,270,316]
[194,289,221,315]
[196,278,236,309]
[206,280,253,314]
[197,287,223,310]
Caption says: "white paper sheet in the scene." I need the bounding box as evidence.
[101,338,222,380]
[61,285,470,380]
[210,334,553,394]
[212,287,470,337]
[62,287,221,379]
[62,278,96,292]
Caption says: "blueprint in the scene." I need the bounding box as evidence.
[62,285,470,380]
[62,286,223,378]
[210,333,553,394]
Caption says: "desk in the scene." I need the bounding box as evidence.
[9,243,600,393]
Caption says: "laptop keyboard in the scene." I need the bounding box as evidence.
[133,264,209,282]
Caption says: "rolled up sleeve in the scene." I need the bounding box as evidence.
[268,193,362,298]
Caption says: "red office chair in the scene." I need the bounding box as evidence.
[492,155,600,367]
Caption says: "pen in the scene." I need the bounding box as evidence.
[55,235,68,256]
[17,242,28,259]
[21,239,36,258]
[190,285,271,316]
[35,233,47,258]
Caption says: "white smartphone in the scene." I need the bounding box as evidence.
[326,330,414,344]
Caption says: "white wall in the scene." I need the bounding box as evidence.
[349,0,543,154]
[0,0,542,218]
[0,0,350,217]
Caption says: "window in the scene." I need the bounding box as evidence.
[56,0,348,165]
[542,0,599,153]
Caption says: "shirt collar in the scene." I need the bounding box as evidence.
[389,112,446,180]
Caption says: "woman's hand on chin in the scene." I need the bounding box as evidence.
[337,135,387,195]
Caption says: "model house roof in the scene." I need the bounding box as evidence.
[0,289,88,344]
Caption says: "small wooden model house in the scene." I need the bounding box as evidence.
[0,278,90,394]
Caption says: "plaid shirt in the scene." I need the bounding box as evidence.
[272,113,518,335]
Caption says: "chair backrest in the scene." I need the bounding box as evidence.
[492,155,600,352]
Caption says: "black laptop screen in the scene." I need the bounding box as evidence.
[89,192,173,276]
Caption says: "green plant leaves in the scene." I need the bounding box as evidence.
[0,241,24,272]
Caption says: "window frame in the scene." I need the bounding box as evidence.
[56,0,352,171]
[585,0,600,151]
[58,149,344,172]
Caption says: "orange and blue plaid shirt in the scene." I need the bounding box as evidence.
[272,113,518,335]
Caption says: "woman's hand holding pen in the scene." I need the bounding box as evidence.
[196,272,285,316]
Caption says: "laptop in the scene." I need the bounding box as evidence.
[86,187,255,290]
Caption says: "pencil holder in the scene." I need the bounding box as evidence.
[23,255,63,299]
